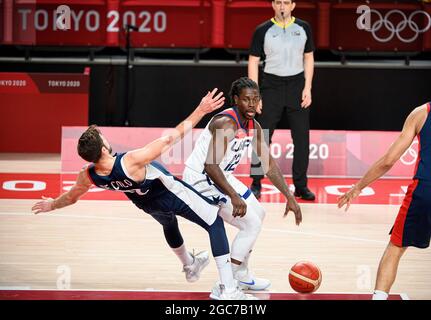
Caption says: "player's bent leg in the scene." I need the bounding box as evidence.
[220,178,266,260]
[246,193,266,222]
[218,199,262,262]
[239,194,266,271]
[218,199,271,291]
[373,241,407,300]
[207,216,258,299]
[179,206,249,297]
[151,211,210,283]
[237,194,270,290]
[182,251,210,283]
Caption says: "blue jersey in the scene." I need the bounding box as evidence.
[414,103,431,181]
[87,153,219,226]
[391,103,431,249]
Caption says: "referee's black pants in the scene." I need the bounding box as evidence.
[251,72,310,189]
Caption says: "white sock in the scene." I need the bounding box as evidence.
[372,290,389,300]
[232,262,242,274]
[172,244,193,266]
[214,254,236,291]
[242,250,252,269]
[232,250,252,274]
[231,229,259,265]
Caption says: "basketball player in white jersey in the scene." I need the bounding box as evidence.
[183,77,302,298]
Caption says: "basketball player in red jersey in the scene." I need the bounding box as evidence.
[338,102,431,300]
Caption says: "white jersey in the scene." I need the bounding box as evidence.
[185,107,255,177]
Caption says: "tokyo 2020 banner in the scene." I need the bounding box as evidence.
[61,126,418,179]
[0,72,89,153]
[1,1,430,51]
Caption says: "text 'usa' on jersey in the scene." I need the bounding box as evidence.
[185,107,255,175]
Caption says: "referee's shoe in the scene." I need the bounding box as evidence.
[250,180,262,200]
[294,187,315,201]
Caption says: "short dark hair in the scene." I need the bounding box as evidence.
[77,125,104,163]
[229,77,259,105]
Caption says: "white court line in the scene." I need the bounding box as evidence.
[0,212,149,223]
[264,228,387,244]
[0,212,387,244]
[0,286,31,290]
[0,254,164,265]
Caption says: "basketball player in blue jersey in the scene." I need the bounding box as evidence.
[183,77,302,298]
[31,88,256,300]
[338,102,431,300]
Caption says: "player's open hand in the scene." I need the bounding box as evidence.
[197,88,225,115]
[31,196,54,214]
[337,186,361,212]
[284,196,302,226]
[231,194,247,218]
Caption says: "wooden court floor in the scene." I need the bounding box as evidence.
[0,154,430,300]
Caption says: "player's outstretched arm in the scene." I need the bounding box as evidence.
[31,168,92,214]
[252,122,302,225]
[125,88,225,169]
[338,105,427,211]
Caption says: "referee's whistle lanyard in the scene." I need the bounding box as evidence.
[274,15,294,32]
[281,12,286,33]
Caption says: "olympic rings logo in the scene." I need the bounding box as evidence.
[400,140,419,166]
[357,6,431,43]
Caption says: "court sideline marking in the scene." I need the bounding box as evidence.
[0,211,387,244]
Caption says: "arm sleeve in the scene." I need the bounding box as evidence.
[302,21,315,53]
[249,24,266,58]
[295,19,315,53]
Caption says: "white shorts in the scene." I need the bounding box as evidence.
[182,167,266,228]
[182,167,249,201]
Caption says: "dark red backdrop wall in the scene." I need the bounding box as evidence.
[0,72,89,153]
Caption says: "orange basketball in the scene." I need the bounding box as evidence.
[289,261,322,294]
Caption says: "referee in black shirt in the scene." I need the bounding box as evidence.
[249,0,315,201]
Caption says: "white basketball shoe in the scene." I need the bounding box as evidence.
[234,267,271,291]
[209,282,258,300]
[182,250,210,282]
